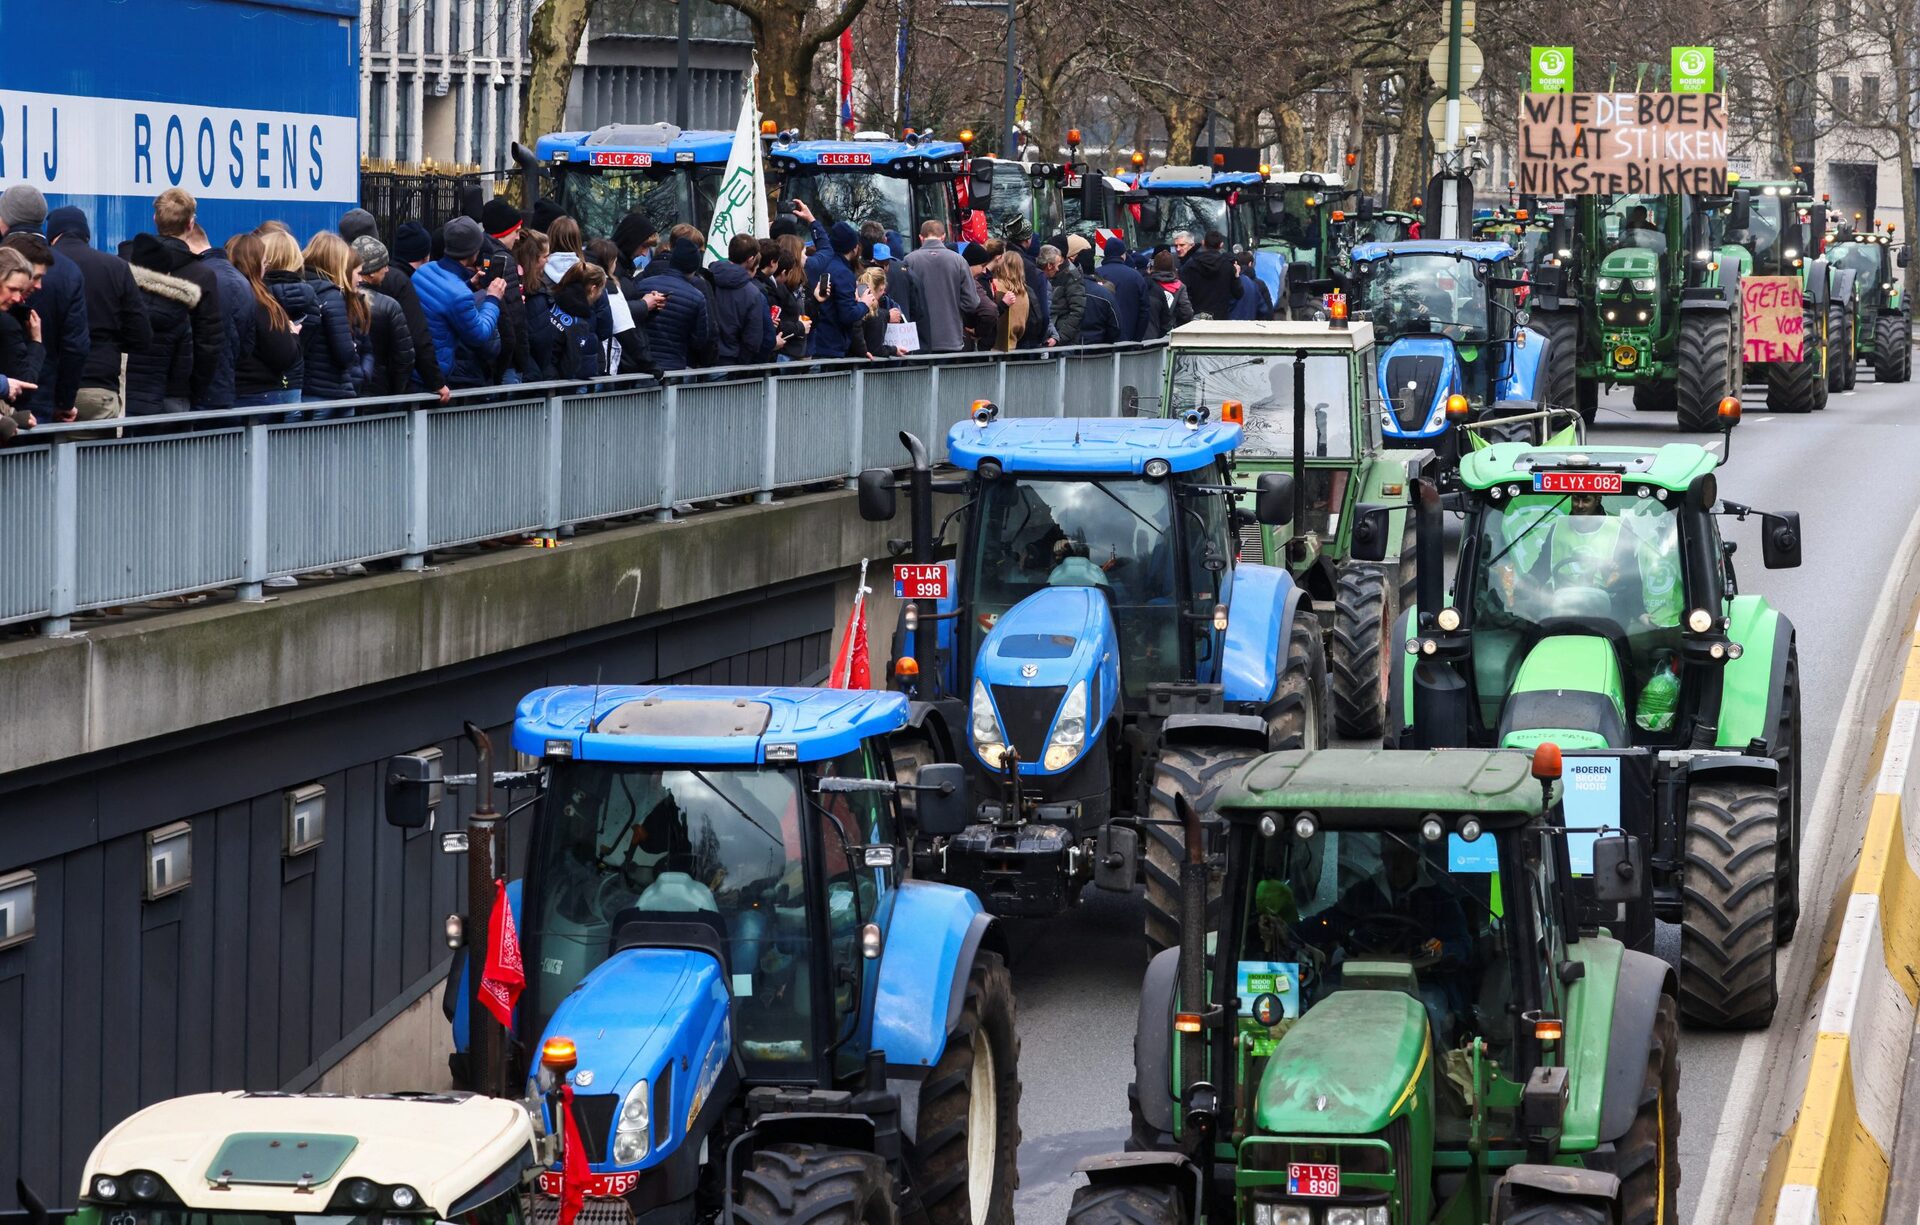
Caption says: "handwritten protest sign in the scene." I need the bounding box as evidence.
[1741,276,1804,364]
[1517,92,1727,195]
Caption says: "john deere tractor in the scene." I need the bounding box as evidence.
[1371,426,1804,1029]
[1529,193,1747,431]
[1730,178,1838,411]
[1163,317,1424,739]
[1827,225,1913,382]
[1068,744,1682,1225]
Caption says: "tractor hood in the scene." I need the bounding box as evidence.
[974,586,1119,776]
[1598,247,1658,283]
[1256,986,1430,1135]
[1377,335,1461,438]
[541,946,732,1170]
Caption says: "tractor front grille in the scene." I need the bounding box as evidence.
[1383,354,1447,429]
[569,1092,618,1158]
[990,684,1067,762]
[528,1192,635,1225]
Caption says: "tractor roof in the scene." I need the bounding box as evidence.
[1137,165,1266,190]
[536,124,734,164]
[1458,441,1719,492]
[1166,319,1375,351]
[81,1092,535,1218]
[1214,748,1554,827]
[947,416,1241,475]
[1349,239,1518,263]
[769,137,965,165]
[514,685,910,765]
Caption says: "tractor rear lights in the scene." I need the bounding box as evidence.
[1457,817,1484,842]
[545,739,573,757]
[894,656,921,678]
[1419,815,1445,843]
[971,399,1000,424]
[444,913,466,949]
[765,743,799,761]
[1435,607,1461,632]
[1218,400,1245,425]
[1532,1016,1565,1043]
[1259,812,1280,838]
[1144,457,1173,479]
[389,1186,422,1210]
[1212,604,1229,632]
[1292,813,1318,840]
[1174,1012,1205,1034]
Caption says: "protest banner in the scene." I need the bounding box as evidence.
[1741,275,1804,364]
[1516,91,1727,196]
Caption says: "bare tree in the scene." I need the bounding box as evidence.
[522,0,598,196]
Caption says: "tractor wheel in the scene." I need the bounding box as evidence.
[1902,313,1915,381]
[1330,566,1391,740]
[1873,312,1907,382]
[1577,377,1599,422]
[736,1146,898,1225]
[1827,302,1852,393]
[1775,645,1802,945]
[1065,1182,1189,1225]
[1842,310,1859,391]
[1537,309,1583,422]
[1679,781,1781,1028]
[1143,612,1324,952]
[1632,383,1677,413]
[1613,995,1682,1225]
[912,952,1021,1225]
[1761,307,1827,413]
[1674,312,1734,431]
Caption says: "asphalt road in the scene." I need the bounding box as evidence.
[1003,364,1920,1224]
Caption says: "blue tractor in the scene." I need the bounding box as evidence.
[383,686,1021,1225]
[1131,165,1287,308]
[520,122,735,241]
[856,408,1328,949]
[765,131,992,241]
[1349,238,1556,469]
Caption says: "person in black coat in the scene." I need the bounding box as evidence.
[1080,275,1123,345]
[528,262,611,381]
[296,231,368,414]
[756,237,809,361]
[119,233,205,416]
[352,235,446,401]
[1178,230,1243,319]
[47,206,150,429]
[639,239,714,372]
[187,224,254,410]
[260,228,319,400]
[479,196,540,383]
[224,232,303,409]
[346,237,418,398]
[149,189,230,409]
[1099,238,1151,342]
[711,234,775,366]
[0,184,89,423]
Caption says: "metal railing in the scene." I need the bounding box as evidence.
[2,343,1167,633]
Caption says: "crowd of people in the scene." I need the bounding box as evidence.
[0,181,1276,448]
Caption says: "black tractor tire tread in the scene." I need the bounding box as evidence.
[1762,306,1826,412]
[736,1146,898,1225]
[1142,743,1261,956]
[1537,308,1583,421]
[1064,1182,1188,1225]
[1873,312,1907,382]
[1827,302,1851,393]
[1633,383,1678,414]
[1776,646,1802,944]
[1329,566,1391,740]
[1674,312,1733,431]
[912,951,1021,1225]
[1679,782,1781,1028]
[1610,995,1682,1225]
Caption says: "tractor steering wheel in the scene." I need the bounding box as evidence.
[1343,912,1429,958]
[592,867,644,927]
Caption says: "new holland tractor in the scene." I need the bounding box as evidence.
[1163,318,1425,739]
[1827,224,1913,382]
[856,409,1326,948]
[384,685,1022,1225]
[1369,422,1804,1029]
[1132,164,1289,307]
[1347,240,1553,470]
[766,130,992,240]
[1068,744,1681,1225]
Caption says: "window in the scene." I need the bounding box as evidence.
[1863,75,1881,118]
[283,783,327,857]
[1834,0,1851,31]
[1834,75,1852,115]
[0,870,35,950]
[146,822,193,900]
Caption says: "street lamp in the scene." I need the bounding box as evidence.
[947,0,1015,157]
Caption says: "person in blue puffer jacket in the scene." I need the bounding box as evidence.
[412,217,506,389]
[637,238,713,372]
[804,220,869,360]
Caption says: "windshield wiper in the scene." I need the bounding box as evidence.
[1483,495,1571,571]
[1088,479,1165,536]
[688,769,788,848]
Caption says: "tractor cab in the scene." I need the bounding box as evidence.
[975,155,1067,240]
[1349,240,1551,465]
[534,123,734,239]
[1076,746,1679,1225]
[766,132,969,240]
[1135,164,1285,304]
[1828,226,1913,381]
[1258,172,1346,313]
[1361,208,1422,245]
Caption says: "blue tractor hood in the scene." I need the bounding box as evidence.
[973,586,1120,776]
[1377,334,1462,440]
[542,946,732,1172]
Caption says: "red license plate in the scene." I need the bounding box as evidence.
[538,1171,639,1197]
[819,151,873,166]
[590,151,653,167]
[1287,1163,1340,1198]
[894,563,950,600]
[1534,471,1622,495]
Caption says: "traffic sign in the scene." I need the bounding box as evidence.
[1441,1,1475,33]
[1530,46,1574,93]
[894,563,950,599]
[1429,37,1485,89]
[1427,96,1485,148]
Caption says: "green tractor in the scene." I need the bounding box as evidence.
[1068,744,1681,1225]
[1163,317,1420,739]
[1259,172,1350,316]
[1827,224,1913,383]
[1530,193,1747,431]
[1372,427,1804,1029]
[1729,178,1838,409]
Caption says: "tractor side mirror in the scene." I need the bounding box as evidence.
[385,752,444,829]
[1808,205,1829,256]
[1727,191,1751,233]
[1254,472,1295,526]
[857,468,897,521]
[1761,510,1802,569]
[1589,833,1644,904]
[1350,504,1392,562]
[1358,193,1376,228]
[913,763,972,837]
[968,161,995,206]
[1900,247,1911,269]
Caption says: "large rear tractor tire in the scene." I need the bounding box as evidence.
[1827,302,1852,393]
[736,1147,898,1225]
[912,952,1021,1225]
[1613,995,1682,1225]
[1632,382,1677,413]
[1873,312,1909,382]
[1065,1182,1189,1225]
[1680,781,1781,1028]
[1674,312,1734,431]
[1537,308,1583,423]
[1330,566,1391,740]
[1775,645,1802,945]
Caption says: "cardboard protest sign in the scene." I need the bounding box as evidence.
[1517,92,1727,195]
[1741,276,1804,364]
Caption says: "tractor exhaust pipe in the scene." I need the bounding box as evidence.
[1413,478,1445,626]
[1177,792,1208,1101]
[464,721,503,1098]
[899,431,941,699]
[1291,354,1308,542]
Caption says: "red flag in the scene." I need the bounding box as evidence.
[838,29,856,131]
[557,1083,590,1225]
[829,583,870,689]
[477,879,523,1026]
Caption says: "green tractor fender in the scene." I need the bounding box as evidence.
[1717,600,1793,753]
[1560,940,1677,1151]
[1131,946,1182,1143]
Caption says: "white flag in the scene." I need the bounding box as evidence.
[706,71,767,264]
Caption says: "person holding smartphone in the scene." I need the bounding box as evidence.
[806,220,869,359]
[413,216,506,390]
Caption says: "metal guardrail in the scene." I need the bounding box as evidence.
[2,343,1167,633]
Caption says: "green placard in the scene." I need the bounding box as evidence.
[1531,46,1574,93]
[1671,46,1714,92]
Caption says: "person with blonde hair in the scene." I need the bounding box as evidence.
[297,230,368,413]
[225,232,303,409]
[258,228,317,406]
[987,252,1028,351]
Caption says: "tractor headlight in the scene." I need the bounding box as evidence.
[1043,682,1088,770]
[1251,1204,1314,1225]
[1327,1210,1390,1225]
[1687,607,1714,633]
[612,1078,651,1165]
[970,679,1007,764]
[1632,277,1658,292]
[1436,606,1461,632]
[1596,276,1622,292]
